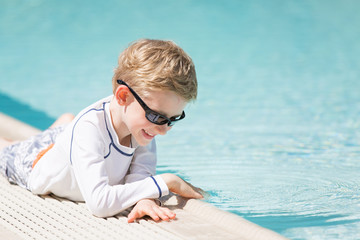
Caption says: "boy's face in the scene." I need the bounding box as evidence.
[123,89,187,146]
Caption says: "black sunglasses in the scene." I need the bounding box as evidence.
[117,80,185,126]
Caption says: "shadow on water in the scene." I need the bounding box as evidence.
[232,210,360,234]
[0,91,54,130]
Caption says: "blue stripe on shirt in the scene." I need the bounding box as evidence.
[150,176,162,198]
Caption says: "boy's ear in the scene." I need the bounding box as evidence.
[115,85,130,106]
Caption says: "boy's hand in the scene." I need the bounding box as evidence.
[160,173,204,199]
[127,199,176,223]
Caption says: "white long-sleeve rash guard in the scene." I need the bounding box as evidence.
[28,96,169,218]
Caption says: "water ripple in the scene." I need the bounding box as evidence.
[158,156,360,237]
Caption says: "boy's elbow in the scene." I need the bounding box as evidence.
[91,210,109,218]
[86,193,123,218]
[87,203,112,218]
[85,185,129,218]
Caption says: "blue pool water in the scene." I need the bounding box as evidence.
[1,1,360,239]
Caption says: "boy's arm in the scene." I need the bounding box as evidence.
[124,140,157,183]
[71,121,169,218]
[124,140,203,199]
[72,121,202,219]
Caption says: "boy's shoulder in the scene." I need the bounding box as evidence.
[74,95,112,118]
[71,95,113,129]
[85,95,113,111]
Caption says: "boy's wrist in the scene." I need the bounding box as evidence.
[159,173,173,189]
[153,198,162,206]
[159,173,180,192]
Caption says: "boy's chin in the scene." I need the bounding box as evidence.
[136,139,153,147]
[134,135,153,147]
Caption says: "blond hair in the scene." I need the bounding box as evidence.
[112,39,197,101]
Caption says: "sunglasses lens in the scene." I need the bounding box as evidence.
[146,112,159,122]
[145,110,185,126]
[146,111,169,125]
[170,111,185,121]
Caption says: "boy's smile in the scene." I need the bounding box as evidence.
[143,129,155,138]
[143,129,156,141]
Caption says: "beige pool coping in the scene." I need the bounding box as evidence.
[0,112,288,240]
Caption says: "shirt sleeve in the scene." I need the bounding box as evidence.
[124,139,157,182]
[71,120,168,218]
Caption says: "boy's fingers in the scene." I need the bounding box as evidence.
[146,208,160,222]
[153,207,169,221]
[177,182,203,199]
[153,206,176,221]
[127,209,140,223]
[160,207,176,219]
[128,204,176,223]
[187,183,206,199]
[128,207,146,223]
[127,214,136,223]
[193,190,203,199]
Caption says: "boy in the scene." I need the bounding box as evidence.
[0,39,203,223]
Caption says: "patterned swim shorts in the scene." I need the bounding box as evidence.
[0,125,66,190]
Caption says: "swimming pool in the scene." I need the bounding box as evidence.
[1,1,360,239]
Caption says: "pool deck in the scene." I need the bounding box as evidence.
[0,112,288,240]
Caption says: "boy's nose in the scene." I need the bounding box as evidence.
[156,124,172,135]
